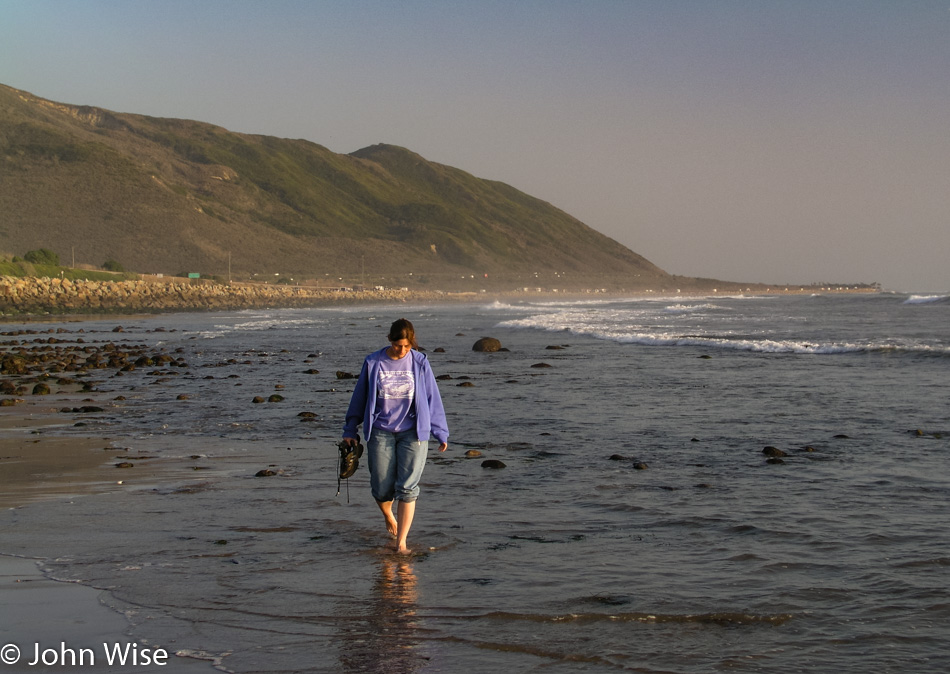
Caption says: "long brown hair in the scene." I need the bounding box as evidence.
[388,318,418,349]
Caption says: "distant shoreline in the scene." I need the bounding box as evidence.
[0,274,881,319]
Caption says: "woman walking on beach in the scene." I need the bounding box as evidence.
[342,318,449,554]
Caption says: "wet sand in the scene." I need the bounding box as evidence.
[0,409,218,672]
[0,408,197,510]
[1,555,218,672]
[0,429,114,510]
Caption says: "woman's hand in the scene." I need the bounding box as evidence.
[438,442,448,452]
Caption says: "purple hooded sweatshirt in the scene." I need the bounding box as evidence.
[343,347,449,445]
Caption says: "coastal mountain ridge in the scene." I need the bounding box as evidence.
[2,83,739,291]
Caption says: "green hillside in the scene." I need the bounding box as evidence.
[0,83,679,291]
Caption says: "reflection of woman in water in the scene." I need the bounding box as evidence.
[339,558,422,673]
[342,318,449,554]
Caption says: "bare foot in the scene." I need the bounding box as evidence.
[388,541,411,555]
[376,500,398,538]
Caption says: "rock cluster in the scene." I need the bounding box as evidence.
[0,326,184,404]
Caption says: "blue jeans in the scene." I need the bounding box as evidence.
[366,429,428,503]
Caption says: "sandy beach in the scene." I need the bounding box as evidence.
[1,555,218,673]
[0,406,219,672]
[0,416,114,509]
[0,407,216,510]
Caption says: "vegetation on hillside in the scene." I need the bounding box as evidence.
[1,249,137,281]
[0,83,682,291]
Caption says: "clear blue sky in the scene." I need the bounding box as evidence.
[3,0,948,291]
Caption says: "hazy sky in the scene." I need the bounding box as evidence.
[3,0,948,291]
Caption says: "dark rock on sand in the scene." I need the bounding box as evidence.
[633,462,649,470]
[252,396,266,403]
[457,381,475,387]
[436,374,452,380]
[530,362,552,368]
[115,462,134,468]
[32,383,51,395]
[433,347,445,353]
[481,459,507,469]
[336,371,357,379]
[267,394,284,402]
[177,393,190,400]
[298,411,317,418]
[609,454,626,461]
[762,446,787,457]
[0,356,28,375]
[833,434,850,439]
[255,469,278,477]
[766,457,786,465]
[464,449,483,458]
[472,337,502,352]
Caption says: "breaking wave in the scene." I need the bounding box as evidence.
[474,610,794,626]
[496,309,950,355]
[663,303,723,314]
[903,294,949,305]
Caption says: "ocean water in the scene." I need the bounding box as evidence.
[2,292,949,673]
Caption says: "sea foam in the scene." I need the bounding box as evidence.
[903,294,949,305]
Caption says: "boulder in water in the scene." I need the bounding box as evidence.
[481,459,507,469]
[472,337,502,352]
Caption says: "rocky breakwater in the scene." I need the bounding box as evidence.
[0,277,428,314]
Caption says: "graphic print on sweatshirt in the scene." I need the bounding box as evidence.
[378,368,414,399]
